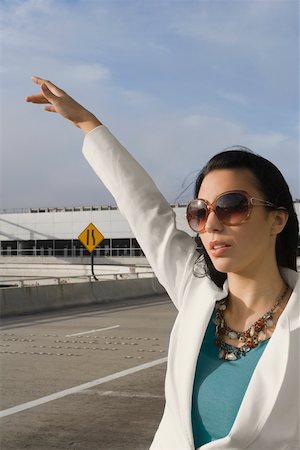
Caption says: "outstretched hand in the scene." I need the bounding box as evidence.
[26,76,102,134]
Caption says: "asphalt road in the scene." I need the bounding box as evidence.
[0,294,177,450]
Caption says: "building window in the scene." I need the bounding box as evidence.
[36,239,54,256]
[131,238,144,256]
[0,237,147,257]
[53,240,72,257]
[0,241,17,256]
[72,239,90,257]
[15,240,34,256]
[112,238,130,256]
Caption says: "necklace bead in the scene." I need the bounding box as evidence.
[225,352,237,361]
[228,331,238,339]
[258,331,266,341]
[215,284,288,360]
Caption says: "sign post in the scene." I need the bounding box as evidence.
[90,250,97,281]
[78,223,105,281]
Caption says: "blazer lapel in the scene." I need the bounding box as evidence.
[175,276,229,448]
[229,269,300,448]
[223,268,299,448]
[227,313,290,447]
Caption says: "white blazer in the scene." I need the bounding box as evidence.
[82,125,300,450]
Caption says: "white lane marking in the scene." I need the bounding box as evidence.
[65,325,120,337]
[0,357,167,418]
[78,390,164,399]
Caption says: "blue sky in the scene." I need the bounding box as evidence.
[1,0,299,209]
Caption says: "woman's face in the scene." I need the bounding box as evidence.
[198,168,280,276]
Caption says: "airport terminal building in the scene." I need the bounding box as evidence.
[0,203,191,258]
[1,201,300,258]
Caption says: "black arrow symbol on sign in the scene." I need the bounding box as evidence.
[86,229,96,246]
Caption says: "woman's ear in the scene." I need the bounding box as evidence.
[270,210,289,236]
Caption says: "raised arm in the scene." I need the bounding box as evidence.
[26,77,199,309]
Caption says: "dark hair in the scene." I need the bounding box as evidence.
[193,146,299,288]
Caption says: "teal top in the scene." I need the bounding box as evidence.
[191,311,270,448]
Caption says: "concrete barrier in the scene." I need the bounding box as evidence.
[0,277,167,318]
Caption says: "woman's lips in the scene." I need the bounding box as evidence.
[209,241,232,257]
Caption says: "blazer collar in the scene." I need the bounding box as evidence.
[176,268,299,449]
[279,267,300,331]
[176,276,227,448]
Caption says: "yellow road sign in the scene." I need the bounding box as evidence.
[78,223,104,253]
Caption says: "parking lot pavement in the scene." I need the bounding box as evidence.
[0,294,177,450]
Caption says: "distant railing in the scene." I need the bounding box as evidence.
[0,247,145,257]
[0,271,155,288]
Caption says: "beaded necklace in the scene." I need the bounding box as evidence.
[214,284,289,361]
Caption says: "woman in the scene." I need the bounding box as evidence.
[26,77,299,450]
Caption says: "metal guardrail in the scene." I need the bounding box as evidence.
[0,271,155,289]
[1,258,299,289]
[0,248,145,257]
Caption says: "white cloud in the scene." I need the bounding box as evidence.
[217,91,248,107]
[60,63,111,84]
[6,0,53,22]
[171,0,294,49]
[119,88,165,111]
[110,111,298,203]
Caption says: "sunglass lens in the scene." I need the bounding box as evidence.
[187,200,207,232]
[216,193,249,224]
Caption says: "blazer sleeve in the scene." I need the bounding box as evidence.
[82,125,199,310]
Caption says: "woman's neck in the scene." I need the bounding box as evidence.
[226,264,287,322]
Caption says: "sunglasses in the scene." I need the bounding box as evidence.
[186,190,285,233]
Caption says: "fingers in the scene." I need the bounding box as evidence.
[32,76,63,96]
[31,76,46,85]
[43,105,57,113]
[25,83,57,104]
[26,76,62,104]
[40,83,57,102]
[26,93,49,104]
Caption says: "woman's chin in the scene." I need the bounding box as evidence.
[211,257,234,274]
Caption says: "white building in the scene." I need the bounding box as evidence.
[0,203,191,257]
[1,201,299,258]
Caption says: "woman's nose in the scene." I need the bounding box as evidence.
[204,209,224,233]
